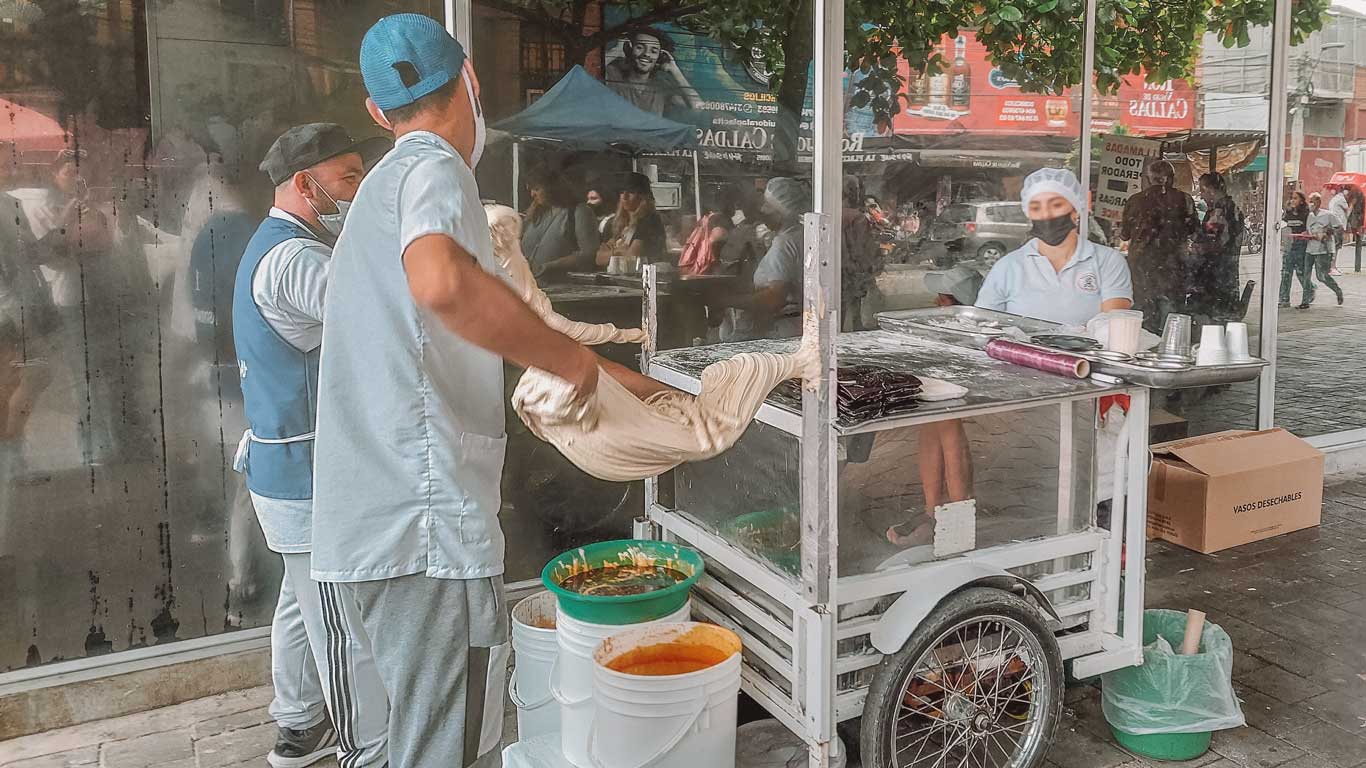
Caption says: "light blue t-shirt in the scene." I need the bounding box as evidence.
[975,238,1133,327]
[311,131,508,582]
[751,223,804,338]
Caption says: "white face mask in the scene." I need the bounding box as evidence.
[304,174,350,237]
[462,69,486,168]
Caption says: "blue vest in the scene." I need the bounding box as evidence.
[231,215,323,500]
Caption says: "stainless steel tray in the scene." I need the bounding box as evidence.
[1075,351,1268,389]
[875,306,1064,349]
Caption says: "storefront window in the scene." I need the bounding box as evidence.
[471,0,814,582]
[0,0,440,673]
[1275,14,1366,439]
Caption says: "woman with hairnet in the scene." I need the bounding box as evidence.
[976,168,1133,325]
[719,177,810,340]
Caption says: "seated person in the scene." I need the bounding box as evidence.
[886,266,983,547]
[976,168,1133,326]
[597,172,666,269]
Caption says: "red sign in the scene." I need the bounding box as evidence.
[889,32,1194,138]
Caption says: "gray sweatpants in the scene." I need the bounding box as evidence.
[271,553,390,767]
[336,574,509,768]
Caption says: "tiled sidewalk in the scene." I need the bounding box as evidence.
[4,475,1366,768]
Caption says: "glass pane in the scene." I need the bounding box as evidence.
[1090,20,1276,438]
[472,0,814,581]
[1275,14,1366,438]
[0,0,440,673]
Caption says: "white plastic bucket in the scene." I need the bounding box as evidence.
[553,601,691,768]
[588,622,743,768]
[510,591,560,741]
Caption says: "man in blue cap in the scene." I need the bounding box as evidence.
[234,122,391,768]
[310,14,601,767]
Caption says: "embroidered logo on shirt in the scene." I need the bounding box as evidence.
[1076,272,1100,293]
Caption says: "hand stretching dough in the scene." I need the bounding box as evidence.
[485,204,646,346]
[513,347,818,482]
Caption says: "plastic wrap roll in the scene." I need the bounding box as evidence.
[985,339,1090,379]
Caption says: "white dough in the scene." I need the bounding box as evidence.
[513,348,817,482]
[485,205,646,346]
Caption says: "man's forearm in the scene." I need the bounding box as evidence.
[430,258,588,381]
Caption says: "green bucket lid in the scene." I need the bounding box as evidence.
[542,539,704,625]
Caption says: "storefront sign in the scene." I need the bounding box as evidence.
[1095,135,1162,221]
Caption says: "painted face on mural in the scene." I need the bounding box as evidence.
[628,33,664,74]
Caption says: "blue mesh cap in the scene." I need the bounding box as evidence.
[360,14,467,111]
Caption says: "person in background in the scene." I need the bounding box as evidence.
[311,16,602,766]
[1120,159,1199,329]
[842,175,882,331]
[597,172,666,269]
[678,186,736,276]
[585,180,617,236]
[976,168,1133,326]
[521,169,598,276]
[1279,190,1313,309]
[1190,172,1244,317]
[604,27,702,117]
[1329,184,1350,276]
[886,265,983,547]
[718,185,764,275]
[1305,191,1345,306]
[744,177,808,338]
[233,123,391,768]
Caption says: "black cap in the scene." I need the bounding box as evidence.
[259,123,391,186]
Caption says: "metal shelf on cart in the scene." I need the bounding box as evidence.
[647,330,1132,437]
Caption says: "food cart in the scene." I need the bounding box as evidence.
[632,230,1154,768]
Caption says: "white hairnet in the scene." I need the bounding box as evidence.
[1020,167,1084,215]
[764,177,809,220]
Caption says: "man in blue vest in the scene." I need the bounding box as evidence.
[233,123,391,768]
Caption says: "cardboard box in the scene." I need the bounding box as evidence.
[1147,429,1323,554]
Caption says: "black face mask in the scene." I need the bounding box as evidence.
[1031,213,1078,247]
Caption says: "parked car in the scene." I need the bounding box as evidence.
[928,201,1031,264]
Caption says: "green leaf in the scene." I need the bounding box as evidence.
[998,5,1024,20]
[1036,0,1058,11]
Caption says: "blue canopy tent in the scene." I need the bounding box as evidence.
[492,65,701,212]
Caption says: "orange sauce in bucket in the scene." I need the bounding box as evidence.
[602,626,741,676]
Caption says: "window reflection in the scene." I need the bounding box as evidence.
[0,0,440,672]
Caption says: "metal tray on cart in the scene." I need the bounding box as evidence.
[876,306,1064,349]
[1072,351,1268,389]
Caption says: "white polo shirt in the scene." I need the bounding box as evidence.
[975,238,1133,327]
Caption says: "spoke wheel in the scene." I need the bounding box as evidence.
[861,588,1063,768]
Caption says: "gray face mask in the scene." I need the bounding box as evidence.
[304,174,350,237]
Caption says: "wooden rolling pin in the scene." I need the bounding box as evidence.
[1181,609,1206,655]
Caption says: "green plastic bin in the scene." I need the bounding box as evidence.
[542,539,703,625]
[1101,609,1244,762]
[1110,728,1213,762]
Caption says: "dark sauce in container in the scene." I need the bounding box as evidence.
[557,564,688,597]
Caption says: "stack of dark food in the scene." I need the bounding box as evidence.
[776,365,922,423]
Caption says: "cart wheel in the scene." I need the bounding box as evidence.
[860,587,1063,768]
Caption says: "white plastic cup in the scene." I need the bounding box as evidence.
[1225,322,1252,361]
[1196,325,1229,366]
[1106,310,1144,355]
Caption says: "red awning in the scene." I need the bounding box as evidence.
[0,98,68,152]
[1327,172,1366,192]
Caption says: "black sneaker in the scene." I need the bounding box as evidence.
[267,717,338,768]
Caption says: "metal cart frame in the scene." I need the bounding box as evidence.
[635,232,1150,767]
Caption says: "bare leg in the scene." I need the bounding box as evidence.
[941,419,973,502]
